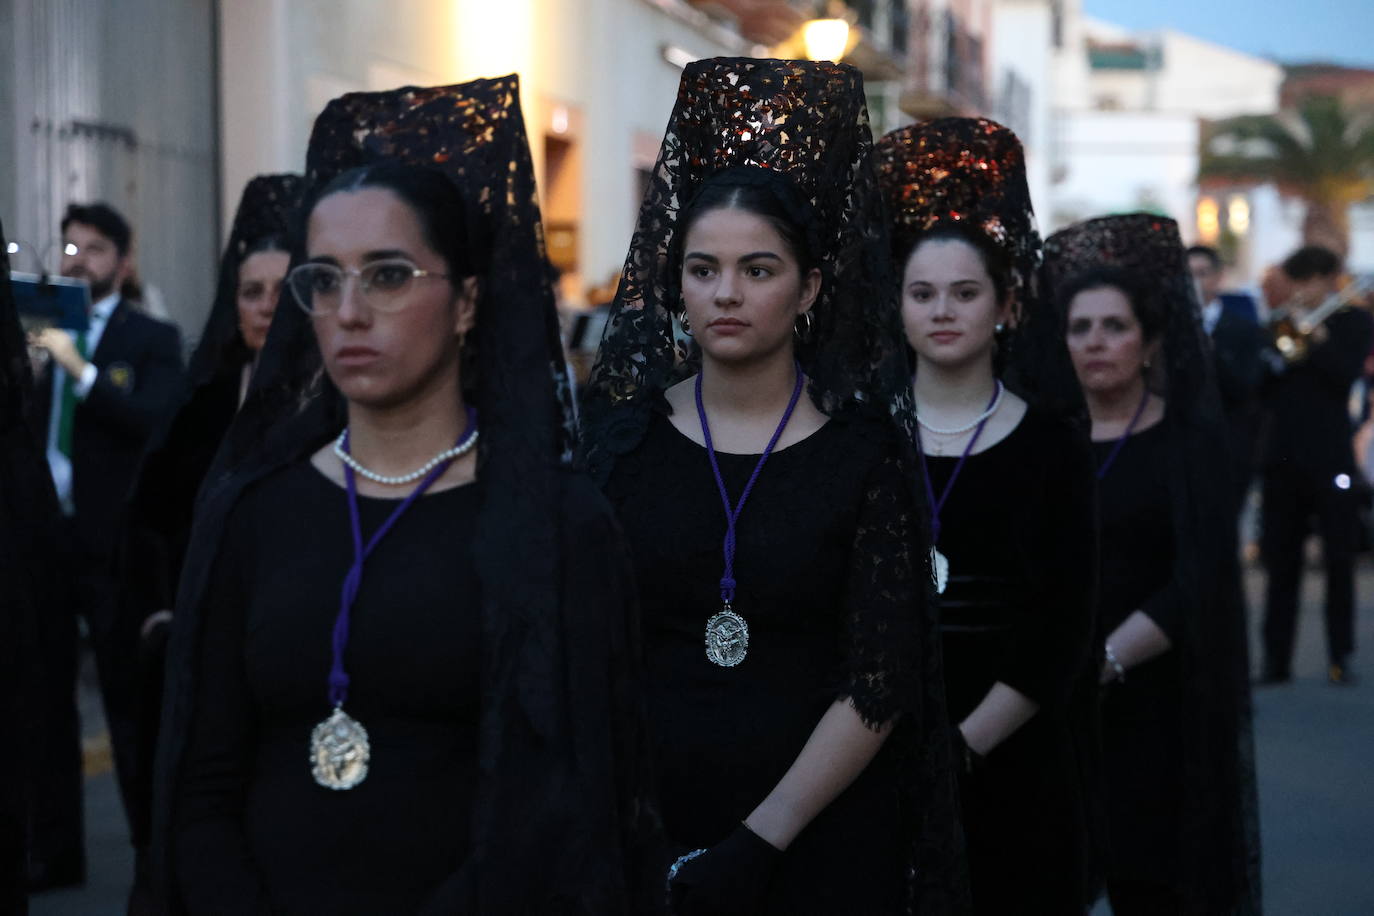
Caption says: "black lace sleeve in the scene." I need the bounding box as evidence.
[840,432,923,728]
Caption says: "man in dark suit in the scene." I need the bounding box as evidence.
[26,202,183,888]
[1188,245,1267,514]
[1258,245,1372,686]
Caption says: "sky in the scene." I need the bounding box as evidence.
[1084,0,1374,69]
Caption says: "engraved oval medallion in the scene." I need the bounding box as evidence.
[704,608,749,667]
[310,706,371,790]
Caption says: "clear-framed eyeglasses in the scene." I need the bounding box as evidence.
[286,259,450,316]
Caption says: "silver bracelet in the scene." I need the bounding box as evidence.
[1105,644,1127,683]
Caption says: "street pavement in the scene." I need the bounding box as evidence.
[29,563,1374,915]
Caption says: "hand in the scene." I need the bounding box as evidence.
[29,328,88,376]
[668,824,780,916]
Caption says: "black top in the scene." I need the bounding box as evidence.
[1263,306,1373,474]
[931,409,1096,715]
[173,461,482,915]
[126,361,244,615]
[1093,419,1187,886]
[925,407,1097,910]
[603,408,921,913]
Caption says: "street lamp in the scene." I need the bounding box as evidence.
[1196,197,1220,243]
[803,18,849,62]
[1227,195,1250,236]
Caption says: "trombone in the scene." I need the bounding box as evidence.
[1269,276,1374,365]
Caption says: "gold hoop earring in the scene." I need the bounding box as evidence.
[678,311,692,336]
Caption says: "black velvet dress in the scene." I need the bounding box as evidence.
[604,408,922,915]
[173,462,482,915]
[927,407,1096,914]
[1093,419,1185,893]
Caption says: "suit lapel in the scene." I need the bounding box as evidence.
[91,298,129,367]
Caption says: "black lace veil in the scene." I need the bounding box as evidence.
[185,173,304,392]
[577,57,964,912]
[875,117,1084,420]
[1043,213,1262,914]
[153,77,658,913]
[579,57,918,482]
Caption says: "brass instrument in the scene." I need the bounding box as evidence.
[1269,276,1374,365]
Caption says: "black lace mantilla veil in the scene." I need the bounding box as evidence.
[1,218,65,906]
[153,77,659,913]
[577,57,965,913]
[874,116,1084,420]
[580,57,920,475]
[187,173,304,392]
[1043,214,1262,915]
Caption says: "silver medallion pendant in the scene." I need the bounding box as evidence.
[931,547,950,595]
[705,605,749,667]
[310,706,371,790]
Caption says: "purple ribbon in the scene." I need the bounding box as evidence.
[328,406,478,708]
[695,363,805,606]
[915,382,1002,546]
[1094,387,1151,481]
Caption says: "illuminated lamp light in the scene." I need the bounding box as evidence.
[803,18,849,62]
[1227,195,1250,235]
[1196,197,1220,243]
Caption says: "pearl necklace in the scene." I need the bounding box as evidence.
[916,380,1005,437]
[333,427,479,486]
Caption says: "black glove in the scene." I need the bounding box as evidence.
[668,823,781,916]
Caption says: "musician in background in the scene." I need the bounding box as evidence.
[1260,245,1373,686]
[1188,245,1267,515]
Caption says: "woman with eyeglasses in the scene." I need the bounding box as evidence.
[159,80,659,915]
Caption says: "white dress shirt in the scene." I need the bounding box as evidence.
[1202,298,1223,336]
[45,292,121,511]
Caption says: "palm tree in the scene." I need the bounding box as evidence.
[1199,94,1374,255]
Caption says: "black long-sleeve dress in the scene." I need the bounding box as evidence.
[1093,419,1186,892]
[603,407,922,915]
[926,407,1097,914]
[170,458,662,914]
[173,462,483,914]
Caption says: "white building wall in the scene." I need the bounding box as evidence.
[5,0,218,332]
[1348,203,1374,275]
[1150,30,1283,118]
[1050,0,1094,111]
[1051,109,1199,233]
[218,0,742,303]
[990,0,1054,223]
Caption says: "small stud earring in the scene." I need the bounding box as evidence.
[994,323,1006,334]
